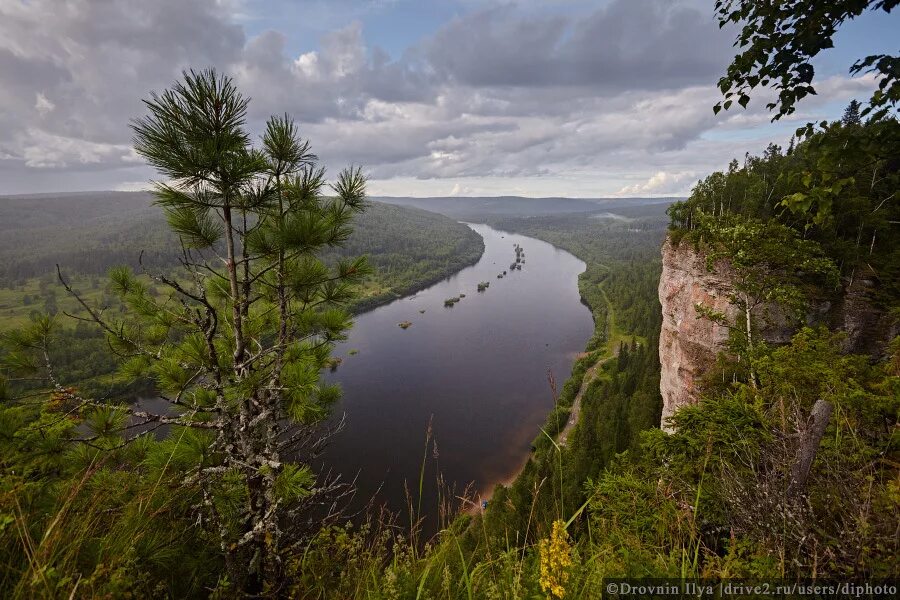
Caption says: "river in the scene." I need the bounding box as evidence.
[319,223,594,529]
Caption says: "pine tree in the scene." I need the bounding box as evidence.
[22,69,369,594]
[841,99,862,125]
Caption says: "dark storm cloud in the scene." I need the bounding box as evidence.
[425,0,732,90]
[0,0,243,175]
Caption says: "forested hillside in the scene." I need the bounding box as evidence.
[669,115,900,311]
[0,192,482,288]
[373,195,677,219]
[0,192,170,281]
[0,194,483,324]
[0,194,482,396]
[323,202,484,311]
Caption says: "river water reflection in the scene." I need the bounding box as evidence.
[320,223,594,525]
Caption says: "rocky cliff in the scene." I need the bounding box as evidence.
[658,236,737,430]
[657,235,896,431]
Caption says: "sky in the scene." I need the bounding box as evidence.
[0,0,896,197]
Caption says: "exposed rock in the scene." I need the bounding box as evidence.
[658,235,897,432]
[658,236,739,431]
[832,271,897,355]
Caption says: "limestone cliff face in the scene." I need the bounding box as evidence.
[657,237,739,430]
[658,234,897,431]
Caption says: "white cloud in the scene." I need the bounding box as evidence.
[114,180,155,192]
[293,52,320,78]
[19,130,139,169]
[0,0,881,196]
[34,93,55,116]
[616,171,696,196]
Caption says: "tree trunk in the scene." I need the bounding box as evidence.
[743,296,758,390]
[787,399,833,498]
[222,202,246,367]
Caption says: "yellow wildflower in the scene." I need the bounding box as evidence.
[538,520,573,599]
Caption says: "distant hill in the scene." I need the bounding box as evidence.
[0,192,480,287]
[0,191,158,231]
[0,191,679,283]
[371,195,680,219]
[0,192,173,280]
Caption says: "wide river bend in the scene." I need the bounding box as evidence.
[320,223,594,525]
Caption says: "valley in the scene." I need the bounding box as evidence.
[1,2,897,596]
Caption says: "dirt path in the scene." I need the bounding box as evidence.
[557,345,628,447]
[557,279,624,448]
[558,354,612,447]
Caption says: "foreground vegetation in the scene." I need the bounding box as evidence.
[1,1,898,597]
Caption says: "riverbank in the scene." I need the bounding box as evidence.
[319,223,594,532]
[465,220,646,511]
[349,234,485,314]
[473,348,608,509]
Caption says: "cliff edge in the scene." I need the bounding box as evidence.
[658,236,738,430]
[658,234,896,431]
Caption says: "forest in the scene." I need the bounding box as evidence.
[1,0,898,597]
[0,193,482,299]
[0,197,482,397]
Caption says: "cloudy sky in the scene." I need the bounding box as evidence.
[0,0,896,197]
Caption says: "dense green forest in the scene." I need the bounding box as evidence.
[669,114,900,311]
[372,195,676,219]
[0,197,482,397]
[0,194,483,302]
[322,202,484,311]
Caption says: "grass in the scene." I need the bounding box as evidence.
[0,275,168,333]
[1,431,215,598]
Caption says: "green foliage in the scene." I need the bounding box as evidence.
[275,464,314,502]
[599,328,900,579]
[1,69,392,596]
[714,0,899,120]
[325,202,484,312]
[0,393,220,597]
[685,212,839,360]
[0,20,894,592]
[669,117,899,309]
